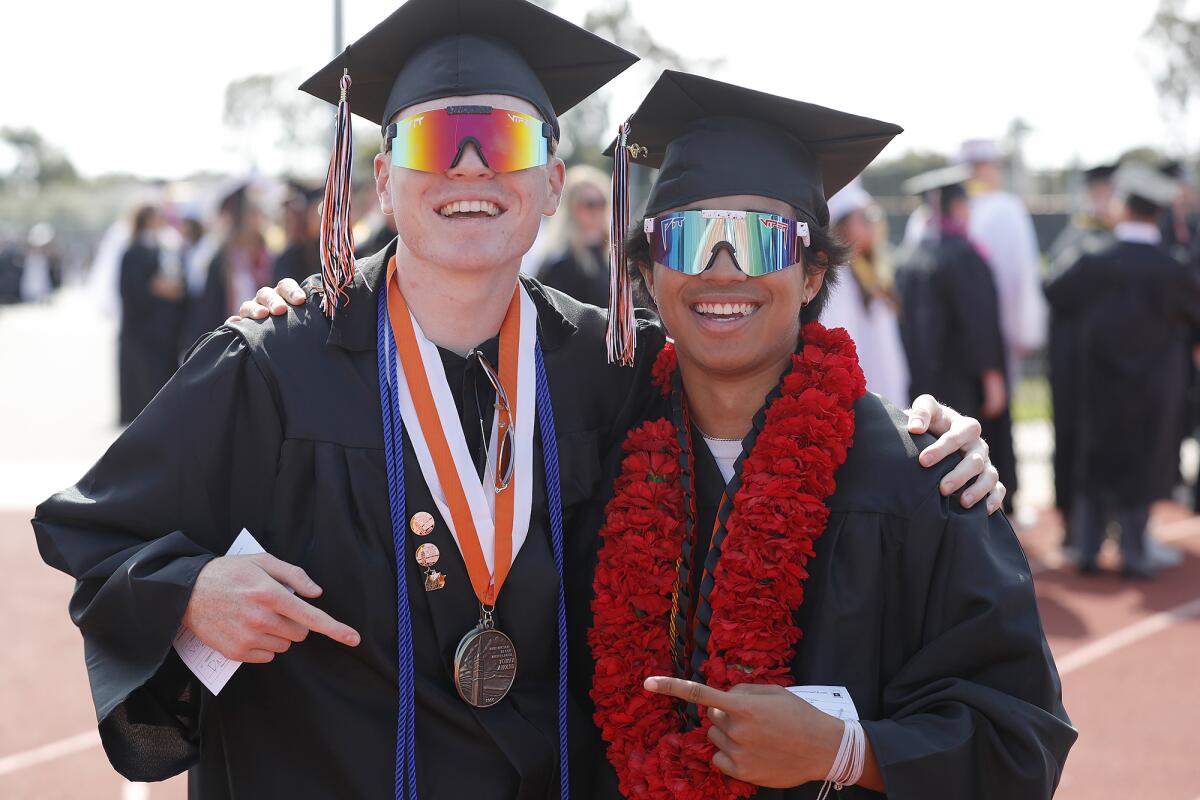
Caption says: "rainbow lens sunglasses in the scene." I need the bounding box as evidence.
[385,105,552,173]
[644,210,811,277]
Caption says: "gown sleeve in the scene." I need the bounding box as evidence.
[31,326,284,781]
[859,493,1077,799]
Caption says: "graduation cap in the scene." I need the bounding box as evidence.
[298,0,639,316]
[902,163,971,196]
[284,178,325,207]
[601,70,902,364]
[1114,163,1179,209]
[958,138,1002,164]
[1082,163,1117,185]
[827,178,873,225]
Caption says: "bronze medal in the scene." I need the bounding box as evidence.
[424,569,446,592]
[453,624,518,708]
[414,543,440,568]
[410,511,436,536]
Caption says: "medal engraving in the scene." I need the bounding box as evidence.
[453,625,518,707]
[415,543,441,567]
[410,511,435,536]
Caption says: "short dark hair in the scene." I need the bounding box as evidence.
[939,183,968,218]
[624,213,848,324]
[1125,194,1161,220]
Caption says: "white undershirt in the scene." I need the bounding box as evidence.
[703,436,743,485]
[1113,221,1163,245]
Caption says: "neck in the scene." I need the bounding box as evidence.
[678,349,793,441]
[393,241,522,355]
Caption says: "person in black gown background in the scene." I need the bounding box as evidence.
[896,168,1016,510]
[1045,164,1200,578]
[1044,164,1117,530]
[536,164,611,307]
[272,181,323,284]
[118,205,184,423]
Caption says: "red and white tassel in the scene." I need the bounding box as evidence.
[318,69,357,317]
[605,122,636,366]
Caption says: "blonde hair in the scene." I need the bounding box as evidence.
[546,164,610,262]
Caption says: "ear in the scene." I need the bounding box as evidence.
[542,156,567,217]
[373,152,393,217]
[802,266,826,305]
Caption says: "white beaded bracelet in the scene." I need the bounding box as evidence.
[816,719,865,800]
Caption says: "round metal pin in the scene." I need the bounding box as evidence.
[415,542,441,568]
[410,511,436,536]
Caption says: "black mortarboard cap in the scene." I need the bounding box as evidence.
[605,70,902,227]
[299,0,638,138]
[1083,163,1117,184]
[1159,159,1184,180]
[902,163,971,196]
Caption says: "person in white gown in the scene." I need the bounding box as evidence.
[821,179,910,407]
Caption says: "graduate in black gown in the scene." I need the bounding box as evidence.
[895,167,1017,509]
[573,72,1074,799]
[1044,164,1117,524]
[271,181,323,285]
[118,205,184,423]
[34,2,652,796]
[1045,164,1200,578]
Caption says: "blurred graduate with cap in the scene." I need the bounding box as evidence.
[959,138,1047,384]
[1045,163,1200,578]
[1045,163,1118,527]
[272,179,325,284]
[31,1,664,796]
[820,179,909,407]
[895,165,1017,510]
[575,71,1073,800]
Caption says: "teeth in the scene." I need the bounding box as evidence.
[439,200,500,217]
[693,302,757,317]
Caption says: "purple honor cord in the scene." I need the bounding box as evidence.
[375,286,570,799]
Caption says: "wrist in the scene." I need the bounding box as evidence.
[810,713,846,783]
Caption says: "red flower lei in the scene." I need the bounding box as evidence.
[589,323,866,800]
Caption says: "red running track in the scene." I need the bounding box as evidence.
[3,504,1197,798]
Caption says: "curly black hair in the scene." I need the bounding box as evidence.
[623,212,849,324]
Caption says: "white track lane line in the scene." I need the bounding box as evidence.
[1057,596,1200,676]
[0,730,99,776]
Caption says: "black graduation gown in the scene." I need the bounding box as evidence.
[1044,219,1115,515]
[33,243,664,799]
[895,232,1018,501]
[1044,239,1200,506]
[179,246,231,359]
[118,242,182,424]
[537,247,609,309]
[570,389,1076,800]
[272,239,321,285]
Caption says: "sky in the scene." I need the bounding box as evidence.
[0,0,1191,180]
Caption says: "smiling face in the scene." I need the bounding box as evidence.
[639,195,827,380]
[373,93,565,275]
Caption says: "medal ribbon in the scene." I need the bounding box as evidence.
[385,258,519,605]
[376,279,570,799]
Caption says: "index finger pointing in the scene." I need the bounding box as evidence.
[644,676,736,710]
[273,592,361,647]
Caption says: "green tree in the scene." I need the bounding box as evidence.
[1146,0,1200,112]
[0,127,79,187]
